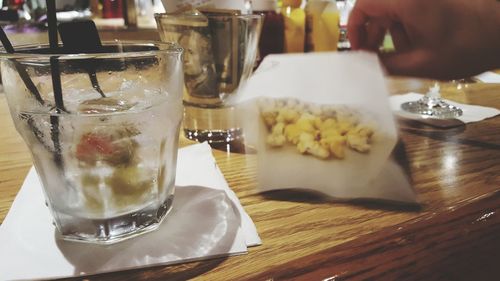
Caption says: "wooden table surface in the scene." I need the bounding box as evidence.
[1,78,499,281]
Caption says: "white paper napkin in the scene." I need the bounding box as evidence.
[390,93,500,124]
[0,143,260,281]
[475,71,500,83]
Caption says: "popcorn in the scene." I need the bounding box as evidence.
[266,122,287,147]
[260,98,375,160]
[283,123,302,144]
[297,132,330,159]
[319,133,346,159]
[295,113,317,133]
[262,111,278,128]
[346,124,374,153]
[276,107,300,123]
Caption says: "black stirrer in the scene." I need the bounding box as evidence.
[0,27,44,104]
[46,0,64,167]
[47,0,58,50]
[58,20,106,97]
[47,0,65,111]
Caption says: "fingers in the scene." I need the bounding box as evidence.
[389,22,412,52]
[381,49,467,79]
[364,20,389,51]
[348,0,430,78]
[348,15,389,51]
[347,0,400,50]
[380,49,434,78]
[347,7,368,50]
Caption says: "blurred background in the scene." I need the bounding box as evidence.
[0,1,375,52]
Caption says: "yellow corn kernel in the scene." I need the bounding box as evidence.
[261,111,278,129]
[337,119,355,135]
[297,133,330,159]
[320,135,346,159]
[297,132,315,153]
[284,123,302,144]
[276,108,300,123]
[320,127,343,139]
[317,118,337,131]
[352,125,374,139]
[347,133,370,153]
[295,113,316,133]
[272,122,285,135]
[266,134,286,147]
[309,144,330,159]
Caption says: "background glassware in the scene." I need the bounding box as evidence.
[1,41,184,244]
[156,12,262,144]
[401,81,463,119]
[336,0,355,50]
[253,0,285,62]
[304,0,340,52]
[281,0,305,53]
[102,0,123,18]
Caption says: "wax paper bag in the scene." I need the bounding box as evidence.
[236,52,416,203]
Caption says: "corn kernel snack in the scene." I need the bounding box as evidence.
[259,98,375,160]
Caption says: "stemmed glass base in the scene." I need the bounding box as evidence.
[401,83,463,119]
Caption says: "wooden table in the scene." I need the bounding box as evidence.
[1,78,499,281]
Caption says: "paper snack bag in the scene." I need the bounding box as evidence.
[237,52,416,203]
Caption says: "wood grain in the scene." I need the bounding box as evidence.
[0,95,32,217]
[1,79,499,281]
[248,191,500,281]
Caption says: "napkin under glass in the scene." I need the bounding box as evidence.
[0,142,260,281]
[390,93,500,125]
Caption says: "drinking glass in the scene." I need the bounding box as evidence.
[401,81,463,119]
[156,12,262,143]
[1,41,184,244]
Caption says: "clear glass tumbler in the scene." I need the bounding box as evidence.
[1,41,184,244]
[156,12,262,143]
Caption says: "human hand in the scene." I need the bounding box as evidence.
[347,0,500,80]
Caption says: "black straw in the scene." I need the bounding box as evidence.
[50,56,65,111]
[0,27,14,52]
[58,20,106,98]
[46,0,65,112]
[0,27,44,104]
[47,0,58,50]
[46,0,64,167]
[89,72,106,97]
